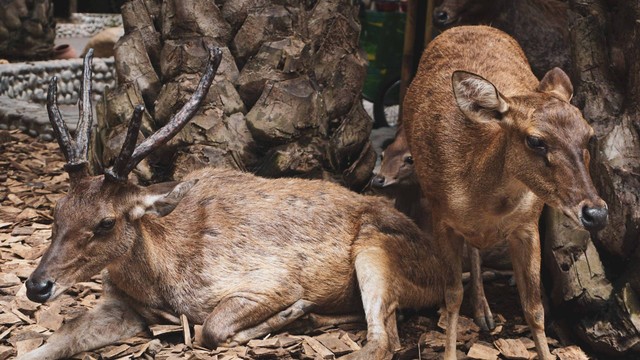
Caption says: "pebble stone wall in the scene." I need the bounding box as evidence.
[0,58,115,104]
[56,13,123,38]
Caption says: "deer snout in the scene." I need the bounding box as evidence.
[580,204,608,231]
[371,175,387,188]
[26,277,54,303]
[433,10,451,26]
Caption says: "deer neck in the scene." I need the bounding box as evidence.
[105,217,183,307]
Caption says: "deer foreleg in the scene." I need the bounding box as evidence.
[16,295,146,360]
[201,292,310,348]
[507,226,554,360]
[469,246,495,330]
[440,227,465,360]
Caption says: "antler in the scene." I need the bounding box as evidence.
[47,49,95,179]
[104,46,223,182]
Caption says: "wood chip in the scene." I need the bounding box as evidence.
[180,314,192,349]
[301,335,334,359]
[0,345,13,360]
[315,332,352,356]
[15,337,43,356]
[494,338,529,359]
[10,227,33,236]
[339,332,361,351]
[467,342,500,360]
[0,312,22,325]
[0,273,21,287]
[247,337,279,348]
[149,324,183,336]
[553,346,589,360]
[101,343,129,358]
[420,331,446,350]
[7,194,24,206]
[35,303,63,331]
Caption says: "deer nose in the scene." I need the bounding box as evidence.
[26,278,54,303]
[371,175,386,188]
[434,11,450,25]
[580,205,608,231]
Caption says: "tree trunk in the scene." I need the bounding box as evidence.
[543,0,640,355]
[92,0,374,190]
[0,0,56,61]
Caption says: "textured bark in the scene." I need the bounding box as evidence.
[0,0,55,61]
[93,0,372,190]
[542,0,640,355]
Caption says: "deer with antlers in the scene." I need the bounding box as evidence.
[18,48,459,360]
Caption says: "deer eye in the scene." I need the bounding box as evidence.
[95,218,116,234]
[526,135,547,155]
[404,155,414,165]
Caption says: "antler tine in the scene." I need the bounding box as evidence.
[118,46,222,177]
[74,49,94,166]
[104,105,145,182]
[46,77,74,164]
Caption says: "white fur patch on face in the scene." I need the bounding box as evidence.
[129,194,166,220]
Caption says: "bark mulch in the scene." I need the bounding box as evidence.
[0,129,587,359]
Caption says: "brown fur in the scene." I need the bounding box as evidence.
[433,0,570,79]
[371,127,498,330]
[19,166,456,360]
[403,26,606,360]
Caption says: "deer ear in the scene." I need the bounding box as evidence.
[129,179,199,220]
[537,67,573,102]
[452,71,509,123]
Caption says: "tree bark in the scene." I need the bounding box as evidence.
[93,0,373,190]
[542,0,640,355]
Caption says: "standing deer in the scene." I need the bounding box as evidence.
[403,26,608,360]
[371,127,496,331]
[19,48,456,360]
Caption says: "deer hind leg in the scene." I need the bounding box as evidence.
[201,293,312,348]
[339,247,397,360]
[469,245,495,330]
[16,295,146,360]
[507,226,553,360]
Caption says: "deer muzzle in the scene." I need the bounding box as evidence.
[580,204,608,231]
[26,277,55,303]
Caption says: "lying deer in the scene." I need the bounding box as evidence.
[371,126,496,331]
[403,26,608,360]
[19,48,454,360]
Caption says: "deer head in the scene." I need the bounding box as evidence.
[25,47,222,303]
[370,127,417,189]
[451,68,608,231]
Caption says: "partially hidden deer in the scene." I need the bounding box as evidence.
[403,26,608,360]
[432,0,570,79]
[19,48,458,360]
[370,126,497,331]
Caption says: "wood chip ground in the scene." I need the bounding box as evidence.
[0,130,591,359]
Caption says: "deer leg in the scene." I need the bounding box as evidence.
[507,227,554,360]
[339,247,398,360]
[16,295,146,360]
[227,299,315,345]
[201,295,312,348]
[441,227,465,360]
[469,246,495,330]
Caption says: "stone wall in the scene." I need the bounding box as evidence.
[56,13,123,38]
[0,58,116,104]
